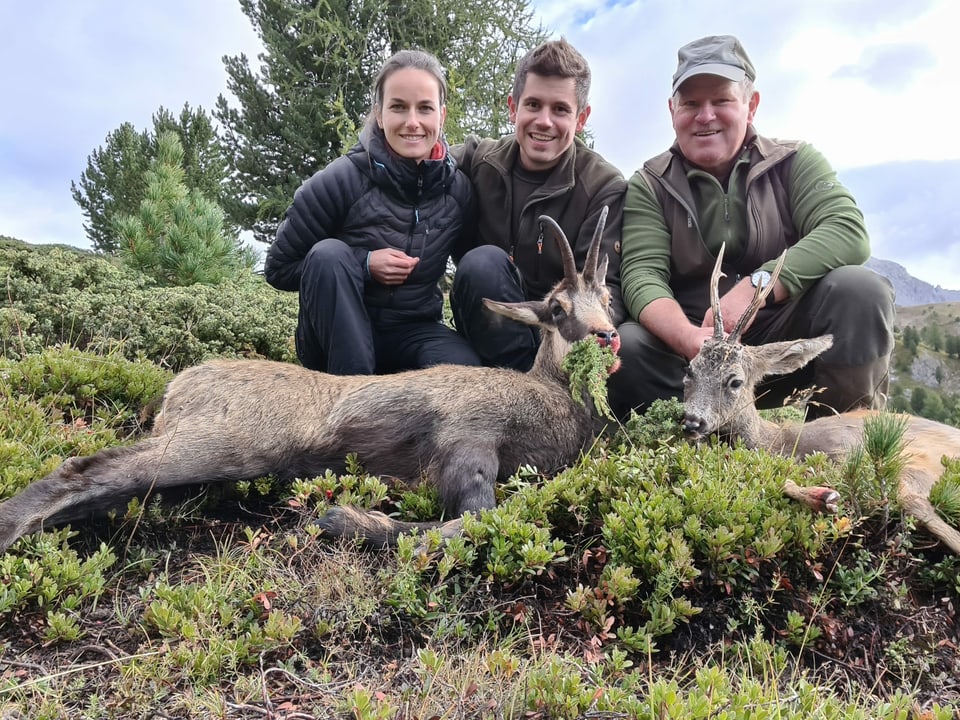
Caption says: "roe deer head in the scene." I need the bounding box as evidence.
[680,245,960,554]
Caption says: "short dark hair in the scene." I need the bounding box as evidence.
[512,38,591,112]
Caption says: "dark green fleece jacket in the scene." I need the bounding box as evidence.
[451,135,627,323]
[621,127,869,321]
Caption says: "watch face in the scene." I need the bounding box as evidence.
[751,270,771,289]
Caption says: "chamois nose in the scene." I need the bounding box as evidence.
[682,414,707,439]
[594,330,620,353]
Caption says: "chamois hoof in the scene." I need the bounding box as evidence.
[314,505,395,547]
[782,479,840,514]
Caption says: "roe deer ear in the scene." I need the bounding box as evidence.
[754,335,834,379]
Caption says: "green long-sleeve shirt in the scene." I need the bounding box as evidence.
[620,131,870,321]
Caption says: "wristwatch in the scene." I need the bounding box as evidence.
[750,270,776,307]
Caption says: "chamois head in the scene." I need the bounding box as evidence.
[681,244,832,442]
[482,207,621,374]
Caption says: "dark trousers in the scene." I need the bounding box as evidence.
[607,265,896,419]
[450,245,539,371]
[296,239,481,374]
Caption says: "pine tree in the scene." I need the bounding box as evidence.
[946,333,960,359]
[71,104,229,253]
[113,132,256,286]
[901,325,920,355]
[924,323,944,353]
[215,0,546,244]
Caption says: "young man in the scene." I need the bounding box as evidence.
[615,34,895,417]
[449,38,627,373]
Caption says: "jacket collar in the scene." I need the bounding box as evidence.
[354,123,454,200]
[481,135,581,193]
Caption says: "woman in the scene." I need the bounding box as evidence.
[265,50,480,374]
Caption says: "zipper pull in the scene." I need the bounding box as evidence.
[536,230,544,255]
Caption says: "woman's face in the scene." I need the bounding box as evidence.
[377,67,446,162]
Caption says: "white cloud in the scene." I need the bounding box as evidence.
[1,0,957,288]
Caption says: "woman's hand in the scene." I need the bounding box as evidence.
[368,248,419,285]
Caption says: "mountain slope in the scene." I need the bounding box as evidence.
[866,257,960,306]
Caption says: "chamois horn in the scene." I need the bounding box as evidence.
[538,214,578,285]
[583,205,609,285]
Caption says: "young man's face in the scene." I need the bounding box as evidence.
[669,74,758,179]
[508,73,590,172]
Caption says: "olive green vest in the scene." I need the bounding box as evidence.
[639,132,802,318]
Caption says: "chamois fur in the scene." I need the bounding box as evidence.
[0,211,620,552]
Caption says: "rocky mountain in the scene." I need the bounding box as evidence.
[838,161,960,306]
[866,257,960,307]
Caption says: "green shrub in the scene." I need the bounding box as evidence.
[0,346,171,499]
[1,237,297,370]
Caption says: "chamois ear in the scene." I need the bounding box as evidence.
[754,335,834,379]
[482,297,547,327]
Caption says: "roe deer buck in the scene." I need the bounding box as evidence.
[0,211,620,553]
[680,245,960,555]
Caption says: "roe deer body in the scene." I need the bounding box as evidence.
[680,245,960,554]
[0,212,620,553]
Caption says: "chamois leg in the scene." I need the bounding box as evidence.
[782,480,840,514]
[0,441,169,552]
[437,445,499,517]
[0,433,279,553]
[316,447,500,548]
[314,507,462,548]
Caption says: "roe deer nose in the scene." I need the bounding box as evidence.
[682,415,707,437]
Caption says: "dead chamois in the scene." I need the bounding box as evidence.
[0,210,620,553]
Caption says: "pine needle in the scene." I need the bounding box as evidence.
[930,471,960,527]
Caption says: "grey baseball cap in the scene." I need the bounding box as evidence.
[672,35,756,94]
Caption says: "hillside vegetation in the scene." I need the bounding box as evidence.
[890,302,960,424]
[1,239,959,718]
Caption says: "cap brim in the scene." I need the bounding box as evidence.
[672,64,746,93]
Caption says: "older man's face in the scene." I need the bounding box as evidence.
[670,74,758,179]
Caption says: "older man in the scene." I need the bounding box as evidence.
[611,35,895,418]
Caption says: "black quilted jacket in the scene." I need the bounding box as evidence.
[265,123,472,324]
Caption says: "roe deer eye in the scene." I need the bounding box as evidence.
[728,378,743,390]
[550,303,566,321]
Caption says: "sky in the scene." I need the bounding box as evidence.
[1,0,957,288]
